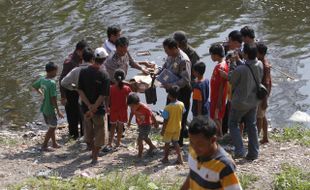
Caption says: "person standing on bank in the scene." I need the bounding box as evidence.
[78,47,110,164]
[162,38,191,147]
[103,25,121,55]
[225,43,263,160]
[59,40,88,139]
[173,31,200,82]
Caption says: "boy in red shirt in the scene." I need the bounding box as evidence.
[127,93,158,158]
[209,44,229,137]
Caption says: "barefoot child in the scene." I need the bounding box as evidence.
[32,62,64,151]
[209,44,229,137]
[108,69,131,148]
[161,87,184,165]
[127,93,158,158]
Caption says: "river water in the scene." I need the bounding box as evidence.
[0,0,309,128]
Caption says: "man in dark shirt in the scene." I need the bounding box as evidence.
[173,31,200,82]
[78,47,110,164]
[59,40,88,139]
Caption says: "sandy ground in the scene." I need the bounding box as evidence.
[0,123,309,190]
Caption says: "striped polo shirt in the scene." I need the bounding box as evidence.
[188,146,242,190]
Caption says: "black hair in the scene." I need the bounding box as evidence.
[167,86,179,99]
[193,61,206,76]
[94,58,105,65]
[257,42,268,55]
[115,37,129,47]
[188,117,217,139]
[107,25,121,39]
[127,93,140,105]
[209,43,225,57]
[45,61,58,72]
[173,31,188,45]
[82,47,94,62]
[240,26,255,39]
[243,43,258,60]
[75,40,88,51]
[114,69,125,89]
[163,38,178,49]
[228,30,243,44]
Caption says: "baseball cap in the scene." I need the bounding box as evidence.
[94,47,109,59]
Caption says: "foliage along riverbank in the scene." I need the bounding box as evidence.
[0,122,309,190]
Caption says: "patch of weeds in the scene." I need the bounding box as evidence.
[271,125,310,147]
[239,173,259,189]
[274,163,310,190]
[150,132,162,143]
[11,172,180,190]
[0,136,19,146]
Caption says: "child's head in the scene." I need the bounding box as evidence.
[209,44,225,61]
[127,92,140,111]
[114,69,125,88]
[256,42,267,59]
[45,62,58,78]
[107,25,121,43]
[167,86,179,101]
[192,61,206,78]
[188,117,217,157]
[243,43,258,60]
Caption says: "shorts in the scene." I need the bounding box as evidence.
[110,109,128,124]
[138,125,151,140]
[257,102,267,119]
[43,113,57,128]
[163,132,180,143]
[84,114,107,147]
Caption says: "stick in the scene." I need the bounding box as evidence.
[271,66,296,80]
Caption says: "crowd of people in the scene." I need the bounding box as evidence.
[32,25,272,189]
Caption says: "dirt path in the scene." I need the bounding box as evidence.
[0,123,309,189]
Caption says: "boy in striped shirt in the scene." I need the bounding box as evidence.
[181,118,242,190]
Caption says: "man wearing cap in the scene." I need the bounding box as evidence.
[173,31,200,82]
[78,47,110,164]
[59,40,88,139]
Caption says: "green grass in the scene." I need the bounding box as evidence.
[271,125,310,147]
[11,173,181,190]
[239,173,259,189]
[150,132,162,143]
[0,136,19,146]
[274,163,310,190]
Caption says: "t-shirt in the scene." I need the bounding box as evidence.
[78,65,110,115]
[110,84,131,112]
[32,77,57,116]
[131,103,153,126]
[188,146,242,190]
[210,61,229,119]
[162,101,185,133]
[192,78,209,117]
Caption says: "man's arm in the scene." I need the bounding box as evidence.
[61,68,79,91]
[77,89,92,109]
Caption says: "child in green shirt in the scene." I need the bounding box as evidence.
[32,62,64,151]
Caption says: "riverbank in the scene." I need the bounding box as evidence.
[0,122,309,190]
